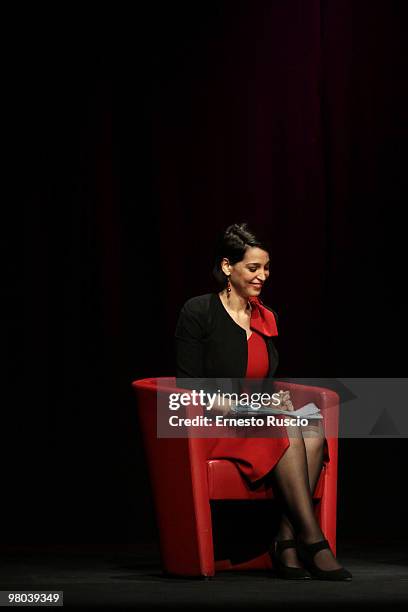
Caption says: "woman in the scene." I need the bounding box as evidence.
[175,222,352,581]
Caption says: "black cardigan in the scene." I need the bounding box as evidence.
[174,292,279,394]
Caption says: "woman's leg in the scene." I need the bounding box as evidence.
[270,423,343,570]
[274,423,325,565]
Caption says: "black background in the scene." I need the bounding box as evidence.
[4,1,408,552]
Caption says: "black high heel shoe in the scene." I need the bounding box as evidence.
[296,538,352,581]
[269,539,311,580]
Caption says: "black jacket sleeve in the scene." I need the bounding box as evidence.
[174,299,206,378]
[174,298,217,394]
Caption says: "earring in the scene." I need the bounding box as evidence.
[226,275,231,297]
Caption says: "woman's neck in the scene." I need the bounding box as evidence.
[218,289,251,315]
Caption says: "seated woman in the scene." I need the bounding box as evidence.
[175,222,352,581]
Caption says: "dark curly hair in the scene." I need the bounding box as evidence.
[212,222,271,289]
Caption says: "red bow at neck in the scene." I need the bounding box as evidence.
[248,297,278,337]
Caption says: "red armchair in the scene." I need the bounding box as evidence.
[132,377,339,578]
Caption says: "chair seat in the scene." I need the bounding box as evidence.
[207,459,325,500]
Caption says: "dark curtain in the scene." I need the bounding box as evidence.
[4,0,407,548]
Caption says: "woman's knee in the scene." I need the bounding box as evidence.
[302,421,324,439]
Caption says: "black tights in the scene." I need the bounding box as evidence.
[269,423,343,570]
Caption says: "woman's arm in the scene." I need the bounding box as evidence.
[175,301,206,379]
[174,300,234,416]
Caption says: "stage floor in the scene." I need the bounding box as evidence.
[1,537,407,610]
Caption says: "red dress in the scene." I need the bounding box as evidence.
[207,307,330,485]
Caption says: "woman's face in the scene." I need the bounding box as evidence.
[221,247,270,297]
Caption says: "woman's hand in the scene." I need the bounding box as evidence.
[277,389,294,411]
